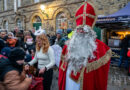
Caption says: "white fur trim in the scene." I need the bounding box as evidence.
[34,28,46,36]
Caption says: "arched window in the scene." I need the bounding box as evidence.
[16,18,23,30]
[56,12,68,30]
[32,16,42,23]
[32,15,42,30]
[3,21,8,30]
[34,0,40,3]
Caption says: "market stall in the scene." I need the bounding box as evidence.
[96,2,130,66]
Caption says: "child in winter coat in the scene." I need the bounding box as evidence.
[6,32,17,48]
[24,35,35,55]
[0,48,32,90]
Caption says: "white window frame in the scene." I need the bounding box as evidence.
[17,0,21,7]
[4,0,7,11]
[34,0,40,3]
[14,0,17,12]
[56,13,68,30]
[16,18,23,30]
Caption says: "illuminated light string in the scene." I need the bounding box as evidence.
[116,31,130,39]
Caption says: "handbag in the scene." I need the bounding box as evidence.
[127,50,130,57]
[28,75,44,90]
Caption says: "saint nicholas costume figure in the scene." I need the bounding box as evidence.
[58,1,112,90]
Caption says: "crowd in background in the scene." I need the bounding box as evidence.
[0,28,73,90]
[0,28,73,61]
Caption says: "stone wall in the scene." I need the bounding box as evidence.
[93,0,130,15]
[0,0,130,33]
[22,0,33,6]
[7,0,14,10]
[0,0,3,12]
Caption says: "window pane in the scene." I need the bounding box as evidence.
[18,0,21,7]
[4,0,7,10]
[56,12,68,30]
[17,19,22,30]
[34,0,40,3]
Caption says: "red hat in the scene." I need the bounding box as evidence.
[75,1,97,28]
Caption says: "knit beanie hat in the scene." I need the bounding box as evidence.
[25,54,32,62]
[8,48,25,62]
[56,29,63,35]
[67,28,72,34]
[1,47,11,57]
[8,32,14,38]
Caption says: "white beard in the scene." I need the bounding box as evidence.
[67,26,97,72]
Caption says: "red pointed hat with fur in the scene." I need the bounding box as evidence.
[75,1,97,28]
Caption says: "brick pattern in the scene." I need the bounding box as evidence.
[0,0,130,31]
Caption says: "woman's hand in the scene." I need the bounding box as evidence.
[39,67,46,74]
[24,65,30,71]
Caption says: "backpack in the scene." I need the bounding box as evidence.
[51,45,62,67]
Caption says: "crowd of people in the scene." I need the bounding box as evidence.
[0,1,113,90]
[0,28,73,59]
[0,27,73,90]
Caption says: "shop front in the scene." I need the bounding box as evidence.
[96,2,130,66]
[107,30,130,66]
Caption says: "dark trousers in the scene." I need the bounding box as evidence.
[42,69,53,90]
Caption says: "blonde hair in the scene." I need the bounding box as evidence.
[36,34,50,53]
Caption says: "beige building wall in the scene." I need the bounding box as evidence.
[0,0,130,33]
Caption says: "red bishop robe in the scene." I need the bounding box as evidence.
[58,39,112,90]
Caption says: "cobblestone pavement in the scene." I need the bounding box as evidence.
[51,67,59,90]
[108,66,130,90]
[51,66,130,90]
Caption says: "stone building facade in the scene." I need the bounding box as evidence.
[0,0,130,34]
